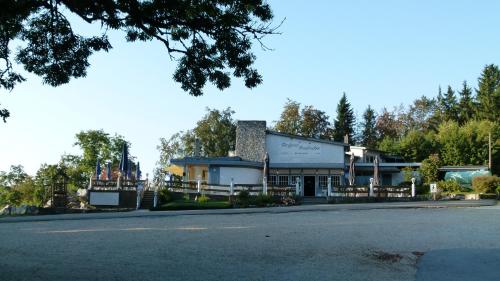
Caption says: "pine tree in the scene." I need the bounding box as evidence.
[476,64,500,121]
[333,93,355,144]
[443,85,459,121]
[359,105,378,148]
[457,80,475,124]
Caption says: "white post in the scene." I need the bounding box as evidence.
[197,179,201,194]
[411,177,416,198]
[136,191,141,210]
[153,185,158,208]
[295,177,301,195]
[263,176,268,195]
[327,177,332,197]
[369,178,374,197]
[88,175,93,190]
[230,178,234,196]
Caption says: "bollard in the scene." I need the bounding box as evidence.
[411,177,416,198]
[230,178,234,196]
[136,192,141,210]
[369,178,374,197]
[327,177,332,197]
[295,177,301,195]
[263,176,267,195]
[153,186,158,208]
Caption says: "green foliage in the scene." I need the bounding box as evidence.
[159,189,173,204]
[333,93,356,144]
[359,105,378,148]
[254,193,274,207]
[300,105,331,139]
[273,99,331,139]
[420,154,441,184]
[197,194,210,204]
[402,167,414,182]
[236,190,251,207]
[437,180,464,193]
[472,175,500,193]
[1,0,278,121]
[398,130,437,162]
[193,108,237,157]
[457,81,475,124]
[74,130,131,175]
[377,137,401,156]
[274,99,302,135]
[375,107,404,140]
[476,64,500,121]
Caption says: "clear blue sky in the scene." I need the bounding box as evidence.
[1,0,500,177]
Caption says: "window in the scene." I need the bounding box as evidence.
[278,175,289,186]
[332,175,341,186]
[319,176,329,188]
[290,175,300,185]
[269,175,277,186]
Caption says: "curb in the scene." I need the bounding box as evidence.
[0,200,496,224]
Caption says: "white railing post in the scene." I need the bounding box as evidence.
[197,179,201,194]
[327,177,332,197]
[295,177,301,196]
[136,190,141,210]
[263,176,268,195]
[230,178,234,196]
[153,185,158,208]
[411,177,416,198]
[369,178,374,197]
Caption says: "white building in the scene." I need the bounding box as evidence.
[171,121,419,197]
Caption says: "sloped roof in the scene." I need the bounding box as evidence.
[266,130,349,147]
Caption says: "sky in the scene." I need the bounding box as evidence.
[1,0,500,177]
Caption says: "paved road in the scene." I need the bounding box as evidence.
[1,203,500,281]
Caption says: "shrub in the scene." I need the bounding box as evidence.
[437,180,464,193]
[159,189,173,203]
[472,175,500,193]
[416,184,429,195]
[236,190,250,207]
[197,194,210,204]
[254,193,273,207]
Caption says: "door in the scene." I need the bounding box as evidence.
[304,176,316,196]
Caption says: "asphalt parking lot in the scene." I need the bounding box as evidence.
[1,203,499,281]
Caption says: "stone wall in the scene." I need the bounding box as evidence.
[235,120,266,162]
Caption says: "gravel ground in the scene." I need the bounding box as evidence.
[1,205,500,281]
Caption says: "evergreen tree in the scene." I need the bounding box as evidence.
[457,80,475,124]
[359,105,378,148]
[476,64,500,121]
[333,93,355,144]
[442,85,459,121]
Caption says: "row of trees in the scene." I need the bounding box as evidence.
[0,130,134,207]
[157,64,500,178]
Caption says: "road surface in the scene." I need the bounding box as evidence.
[1,203,499,280]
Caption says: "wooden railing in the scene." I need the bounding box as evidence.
[164,181,296,197]
[331,185,411,198]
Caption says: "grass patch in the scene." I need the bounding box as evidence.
[153,200,232,211]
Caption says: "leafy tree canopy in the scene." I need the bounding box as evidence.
[0,0,280,121]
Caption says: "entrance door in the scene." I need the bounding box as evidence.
[304,176,315,196]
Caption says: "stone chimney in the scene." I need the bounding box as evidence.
[235,121,266,162]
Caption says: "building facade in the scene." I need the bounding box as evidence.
[171,121,422,197]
